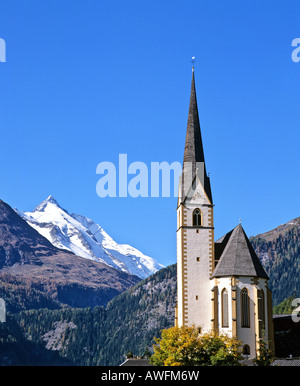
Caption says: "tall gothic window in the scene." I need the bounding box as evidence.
[193,208,202,226]
[258,289,266,338]
[258,290,265,327]
[241,288,250,328]
[222,288,229,328]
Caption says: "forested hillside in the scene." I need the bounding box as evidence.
[1,264,177,366]
[250,219,300,305]
[0,217,299,365]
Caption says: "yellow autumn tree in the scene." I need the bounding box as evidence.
[150,326,242,366]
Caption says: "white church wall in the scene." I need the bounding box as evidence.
[177,180,213,331]
[212,276,270,358]
[185,225,212,330]
[236,277,270,358]
[235,278,256,357]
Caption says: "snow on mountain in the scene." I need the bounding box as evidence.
[16,196,164,279]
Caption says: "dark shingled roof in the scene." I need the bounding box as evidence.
[271,359,300,366]
[181,68,212,204]
[211,224,269,279]
[120,358,152,366]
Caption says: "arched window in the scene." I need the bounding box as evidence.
[258,289,266,338]
[241,288,250,328]
[258,289,265,328]
[242,344,250,356]
[193,208,202,226]
[222,288,229,328]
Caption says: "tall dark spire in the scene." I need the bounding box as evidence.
[182,68,212,204]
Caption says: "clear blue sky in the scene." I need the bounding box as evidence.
[0,1,299,268]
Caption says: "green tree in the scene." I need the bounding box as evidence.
[149,326,242,366]
[253,339,274,366]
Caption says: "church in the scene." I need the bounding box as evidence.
[175,67,275,359]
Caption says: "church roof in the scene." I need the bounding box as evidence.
[181,68,213,204]
[211,224,269,279]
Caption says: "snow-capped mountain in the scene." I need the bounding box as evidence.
[16,196,164,279]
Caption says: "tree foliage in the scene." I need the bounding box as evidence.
[150,326,242,366]
[272,296,297,315]
[253,339,274,366]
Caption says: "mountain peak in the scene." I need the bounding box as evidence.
[46,195,58,203]
[18,198,164,279]
[33,195,66,213]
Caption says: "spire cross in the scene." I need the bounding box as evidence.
[191,56,195,69]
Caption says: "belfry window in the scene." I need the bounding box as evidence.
[241,288,250,328]
[193,208,202,226]
[222,288,229,328]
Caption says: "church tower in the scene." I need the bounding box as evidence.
[175,67,274,359]
[175,67,214,332]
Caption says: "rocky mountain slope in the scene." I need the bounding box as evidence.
[255,217,300,243]
[16,196,163,279]
[0,199,140,309]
